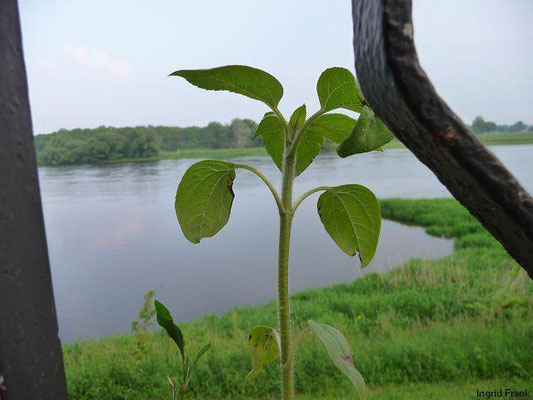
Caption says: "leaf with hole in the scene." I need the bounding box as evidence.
[175,160,236,243]
[317,67,364,113]
[317,184,381,267]
[170,65,283,110]
[246,326,281,381]
[155,300,185,359]
[308,320,366,399]
[337,105,394,157]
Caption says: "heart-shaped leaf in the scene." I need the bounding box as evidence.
[155,300,185,359]
[307,113,357,144]
[308,320,366,399]
[337,105,394,157]
[246,326,281,381]
[317,67,364,113]
[254,113,284,171]
[317,185,381,267]
[170,65,283,110]
[175,160,236,243]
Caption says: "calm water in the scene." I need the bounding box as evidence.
[39,145,533,342]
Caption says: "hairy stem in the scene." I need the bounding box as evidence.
[236,164,285,214]
[278,150,296,400]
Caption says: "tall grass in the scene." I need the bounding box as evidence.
[64,199,533,399]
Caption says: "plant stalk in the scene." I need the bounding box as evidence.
[278,150,296,400]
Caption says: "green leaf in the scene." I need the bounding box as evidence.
[175,160,236,243]
[246,326,281,381]
[307,113,357,144]
[308,320,366,399]
[295,126,323,176]
[253,114,284,171]
[317,67,364,113]
[170,65,283,110]
[337,105,394,157]
[188,343,211,377]
[154,300,185,359]
[289,104,306,131]
[317,185,381,267]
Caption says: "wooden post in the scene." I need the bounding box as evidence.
[351,0,533,278]
[0,0,69,398]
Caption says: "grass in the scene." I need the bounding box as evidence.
[382,132,533,150]
[477,131,533,145]
[63,199,533,399]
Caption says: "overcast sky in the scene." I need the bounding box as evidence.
[19,0,532,134]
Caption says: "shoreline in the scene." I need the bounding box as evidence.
[63,198,533,399]
[38,136,533,167]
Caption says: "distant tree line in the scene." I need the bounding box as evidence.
[469,116,532,135]
[34,116,531,166]
[35,119,260,166]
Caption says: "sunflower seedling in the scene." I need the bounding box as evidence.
[171,65,393,400]
[155,300,211,399]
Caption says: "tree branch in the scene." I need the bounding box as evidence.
[352,0,533,278]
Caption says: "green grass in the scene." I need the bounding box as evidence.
[382,132,533,150]
[63,199,533,399]
[477,131,533,145]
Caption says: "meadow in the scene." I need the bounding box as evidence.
[63,199,533,399]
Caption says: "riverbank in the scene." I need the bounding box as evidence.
[382,131,533,150]
[107,133,533,163]
[38,132,533,167]
[63,198,532,399]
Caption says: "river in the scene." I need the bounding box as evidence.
[38,145,533,341]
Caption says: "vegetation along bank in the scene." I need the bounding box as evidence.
[63,198,532,399]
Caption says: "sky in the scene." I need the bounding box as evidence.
[19,0,533,134]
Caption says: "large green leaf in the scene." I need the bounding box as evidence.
[308,320,366,399]
[317,67,364,113]
[317,184,381,267]
[175,160,236,243]
[253,113,284,171]
[337,106,394,157]
[246,326,281,381]
[307,113,357,144]
[170,65,283,110]
[154,300,185,359]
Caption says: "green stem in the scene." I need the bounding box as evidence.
[278,150,296,400]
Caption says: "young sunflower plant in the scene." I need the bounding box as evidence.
[167,65,393,400]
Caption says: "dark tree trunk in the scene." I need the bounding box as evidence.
[0,1,69,398]
[351,0,533,278]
